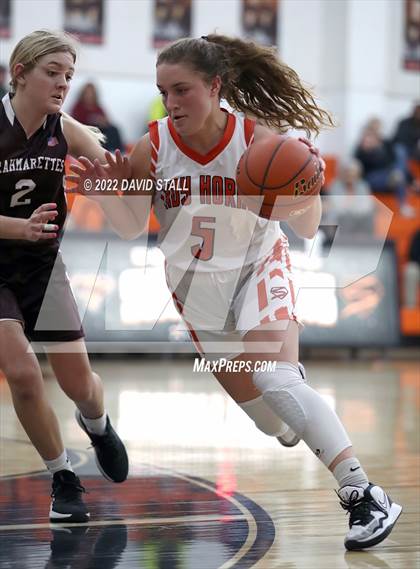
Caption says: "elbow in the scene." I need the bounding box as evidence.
[291,222,319,240]
[301,227,318,240]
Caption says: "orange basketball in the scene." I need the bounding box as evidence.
[236,134,323,220]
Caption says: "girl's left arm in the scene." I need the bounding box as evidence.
[285,194,322,239]
[253,124,323,239]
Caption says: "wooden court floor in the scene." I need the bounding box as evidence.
[0,358,419,568]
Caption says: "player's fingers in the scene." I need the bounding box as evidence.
[32,220,52,231]
[33,224,57,239]
[33,211,56,223]
[31,213,43,223]
[40,211,58,222]
[299,137,320,156]
[298,137,311,146]
[68,164,86,176]
[115,149,124,166]
[34,203,57,214]
[77,156,96,170]
[42,223,59,232]
[39,232,57,239]
[104,150,116,166]
[93,158,107,178]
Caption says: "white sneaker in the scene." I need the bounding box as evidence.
[277,362,306,447]
[337,484,402,550]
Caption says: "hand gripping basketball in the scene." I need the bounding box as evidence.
[236,135,324,220]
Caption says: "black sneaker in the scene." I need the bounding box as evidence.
[50,470,90,523]
[337,484,402,550]
[75,410,129,483]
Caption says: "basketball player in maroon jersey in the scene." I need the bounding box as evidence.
[0,30,128,523]
[69,35,402,549]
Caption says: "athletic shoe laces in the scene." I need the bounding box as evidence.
[338,489,372,526]
[89,428,120,452]
[51,473,86,501]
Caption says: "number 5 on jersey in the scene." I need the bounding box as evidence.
[191,216,215,261]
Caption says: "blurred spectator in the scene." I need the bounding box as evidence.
[322,159,375,241]
[71,82,124,152]
[403,230,420,308]
[0,64,8,99]
[393,103,420,195]
[394,103,420,161]
[355,118,414,217]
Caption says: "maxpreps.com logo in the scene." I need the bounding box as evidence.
[270,286,288,300]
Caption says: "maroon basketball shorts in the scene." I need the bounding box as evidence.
[0,253,84,343]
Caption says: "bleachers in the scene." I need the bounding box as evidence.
[324,155,420,337]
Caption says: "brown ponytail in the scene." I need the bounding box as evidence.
[157,35,334,137]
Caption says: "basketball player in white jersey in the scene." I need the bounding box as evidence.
[69,35,402,550]
[0,30,129,524]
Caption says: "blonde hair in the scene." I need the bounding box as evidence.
[157,35,334,137]
[10,30,105,145]
[9,29,77,92]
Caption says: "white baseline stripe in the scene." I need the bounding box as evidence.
[0,513,246,532]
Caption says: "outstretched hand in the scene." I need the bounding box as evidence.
[65,149,132,196]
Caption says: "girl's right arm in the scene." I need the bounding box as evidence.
[120,134,155,235]
[0,203,58,241]
[64,115,154,240]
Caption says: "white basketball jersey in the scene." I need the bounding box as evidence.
[149,111,283,271]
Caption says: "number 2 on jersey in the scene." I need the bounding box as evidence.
[10,179,36,208]
[191,216,215,261]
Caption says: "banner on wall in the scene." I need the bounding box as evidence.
[64,0,104,45]
[153,0,192,49]
[0,0,11,39]
[241,0,278,47]
[403,0,420,70]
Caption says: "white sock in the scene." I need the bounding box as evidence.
[81,412,107,435]
[44,450,73,475]
[333,457,369,489]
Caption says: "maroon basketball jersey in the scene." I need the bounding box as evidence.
[0,93,68,264]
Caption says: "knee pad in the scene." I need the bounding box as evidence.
[253,362,351,466]
[254,362,306,437]
[238,395,288,437]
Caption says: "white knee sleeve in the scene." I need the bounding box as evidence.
[253,362,351,466]
[239,396,289,437]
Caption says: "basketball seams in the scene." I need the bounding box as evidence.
[236,134,322,220]
[260,138,289,191]
[244,137,288,195]
[264,154,314,191]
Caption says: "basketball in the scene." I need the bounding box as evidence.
[236,134,323,220]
